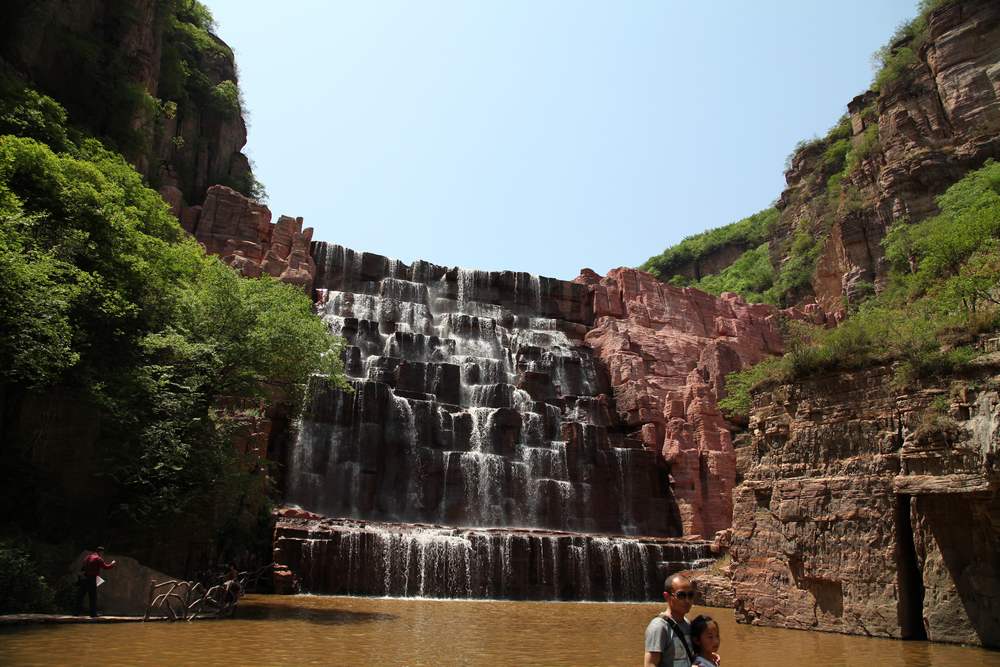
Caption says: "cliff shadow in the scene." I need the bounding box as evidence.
[916,492,1000,648]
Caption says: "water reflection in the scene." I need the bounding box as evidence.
[1,595,997,666]
[236,598,397,626]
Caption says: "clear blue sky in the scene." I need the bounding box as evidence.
[207,1,918,280]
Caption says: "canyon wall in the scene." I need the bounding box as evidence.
[575,268,829,538]
[730,357,1000,647]
[779,0,1000,310]
[0,0,253,207]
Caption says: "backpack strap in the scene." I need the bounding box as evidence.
[661,614,696,664]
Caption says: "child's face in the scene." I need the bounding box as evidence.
[699,621,721,654]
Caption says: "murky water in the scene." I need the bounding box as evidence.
[1,595,997,666]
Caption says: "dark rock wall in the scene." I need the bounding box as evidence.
[0,0,252,207]
[286,244,678,536]
[0,386,110,540]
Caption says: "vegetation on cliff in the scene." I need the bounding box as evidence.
[640,1,969,311]
[0,77,346,585]
[872,0,954,91]
[0,0,262,203]
[720,160,1000,417]
[639,208,778,285]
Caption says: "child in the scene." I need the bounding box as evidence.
[690,614,721,667]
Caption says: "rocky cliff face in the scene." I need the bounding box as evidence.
[172,185,317,292]
[0,0,252,208]
[777,0,1000,311]
[574,268,831,538]
[730,357,1000,647]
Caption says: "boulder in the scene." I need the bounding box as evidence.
[68,552,176,617]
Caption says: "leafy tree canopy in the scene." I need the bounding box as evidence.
[0,82,346,555]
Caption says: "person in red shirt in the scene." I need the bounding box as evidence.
[77,546,116,617]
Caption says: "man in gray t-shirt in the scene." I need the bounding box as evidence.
[643,573,695,667]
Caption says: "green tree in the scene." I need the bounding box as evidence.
[0,88,346,565]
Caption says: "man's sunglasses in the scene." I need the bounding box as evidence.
[669,591,696,600]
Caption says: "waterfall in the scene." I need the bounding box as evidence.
[279,243,701,600]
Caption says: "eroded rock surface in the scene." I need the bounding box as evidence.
[575,267,828,539]
[731,364,1000,647]
[182,185,317,292]
[779,0,1000,310]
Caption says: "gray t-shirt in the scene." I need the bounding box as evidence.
[644,614,692,667]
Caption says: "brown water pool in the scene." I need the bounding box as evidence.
[1,595,998,666]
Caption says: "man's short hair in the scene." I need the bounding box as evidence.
[664,573,692,594]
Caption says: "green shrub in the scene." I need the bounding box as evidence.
[763,229,825,306]
[641,208,777,280]
[172,0,216,31]
[874,46,919,91]
[0,541,55,613]
[0,217,82,387]
[726,160,1000,417]
[844,123,879,175]
[209,80,240,119]
[884,160,1000,290]
[0,78,69,151]
[691,243,775,303]
[718,356,786,418]
[821,138,851,173]
[870,1,957,91]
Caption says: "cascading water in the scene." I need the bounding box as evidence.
[278,243,710,600]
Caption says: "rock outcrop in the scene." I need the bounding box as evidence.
[179,185,317,292]
[0,0,253,207]
[67,552,174,617]
[662,241,758,284]
[777,0,1000,310]
[574,267,829,539]
[730,361,1000,647]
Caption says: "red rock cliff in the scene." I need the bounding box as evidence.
[575,267,829,538]
[730,357,1000,647]
[176,185,317,292]
[777,0,1000,310]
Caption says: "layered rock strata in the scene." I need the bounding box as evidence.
[273,515,713,600]
[574,267,829,539]
[780,0,1000,309]
[177,185,317,292]
[731,362,1000,647]
[289,245,676,536]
